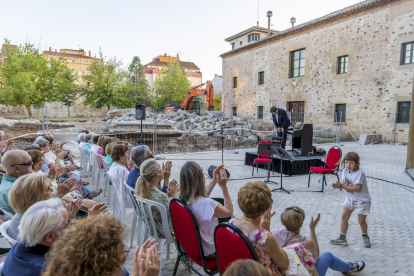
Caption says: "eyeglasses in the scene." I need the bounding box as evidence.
[11,160,33,167]
[285,207,300,213]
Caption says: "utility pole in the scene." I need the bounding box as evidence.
[406,69,414,179]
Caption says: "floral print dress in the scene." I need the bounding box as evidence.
[229,219,316,276]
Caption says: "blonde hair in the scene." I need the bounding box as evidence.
[9,173,51,214]
[238,181,272,218]
[280,206,305,232]
[179,161,207,203]
[224,259,271,276]
[43,215,125,276]
[135,158,159,199]
[105,142,117,156]
[341,152,360,171]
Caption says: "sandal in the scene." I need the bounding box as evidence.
[87,189,102,199]
[82,182,90,186]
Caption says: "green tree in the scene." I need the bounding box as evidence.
[118,56,152,107]
[213,94,222,111]
[152,62,191,110]
[58,68,81,118]
[81,50,129,111]
[0,41,68,118]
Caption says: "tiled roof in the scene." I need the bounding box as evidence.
[43,51,95,59]
[221,0,396,58]
[145,59,200,70]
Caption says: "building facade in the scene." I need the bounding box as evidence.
[144,54,202,88]
[221,0,413,142]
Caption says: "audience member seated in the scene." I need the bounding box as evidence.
[91,135,100,153]
[273,206,365,275]
[84,134,93,150]
[8,173,53,240]
[35,137,67,169]
[179,161,233,259]
[135,158,179,239]
[2,198,68,276]
[104,141,117,166]
[127,145,171,192]
[78,133,86,147]
[42,215,160,276]
[0,150,33,214]
[223,259,271,276]
[43,133,76,167]
[108,144,133,208]
[97,136,111,155]
[230,181,317,276]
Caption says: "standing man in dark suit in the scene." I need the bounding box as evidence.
[270,106,291,148]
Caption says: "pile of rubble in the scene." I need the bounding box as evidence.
[104,109,277,141]
[0,117,75,129]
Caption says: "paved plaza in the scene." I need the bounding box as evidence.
[2,142,410,275]
[107,142,413,276]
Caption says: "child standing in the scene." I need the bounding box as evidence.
[330,152,371,248]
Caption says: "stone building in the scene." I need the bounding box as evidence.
[221,0,413,142]
[144,54,202,88]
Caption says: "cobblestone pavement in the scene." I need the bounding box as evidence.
[3,142,408,275]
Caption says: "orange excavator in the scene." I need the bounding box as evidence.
[164,81,214,115]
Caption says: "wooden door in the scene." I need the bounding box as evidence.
[288,101,305,126]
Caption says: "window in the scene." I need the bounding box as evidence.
[231,43,235,50]
[232,107,237,117]
[257,106,264,119]
[68,59,75,63]
[397,101,411,123]
[258,71,264,85]
[240,41,242,46]
[290,49,305,78]
[248,33,260,42]
[337,55,348,74]
[334,104,346,122]
[402,42,414,65]
[233,77,237,88]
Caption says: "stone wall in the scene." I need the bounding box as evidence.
[0,100,107,119]
[222,0,414,142]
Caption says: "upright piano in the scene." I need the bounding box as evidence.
[287,123,313,156]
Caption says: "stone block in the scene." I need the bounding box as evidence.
[359,134,382,145]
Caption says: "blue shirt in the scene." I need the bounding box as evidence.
[126,167,140,189]
[2,243,49,276]
[0,175,17,214]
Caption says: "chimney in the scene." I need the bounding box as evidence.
[49,47,51,52]
[290,17,296,28]
[81,51,84,57]
[267,10,273,36]
[88,50,91,58]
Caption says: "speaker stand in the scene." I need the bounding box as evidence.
[271,149,290,194]
[140,119,143,145]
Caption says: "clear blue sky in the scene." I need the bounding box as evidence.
[0,0,361,81]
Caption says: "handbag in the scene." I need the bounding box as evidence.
[283,248,311,276]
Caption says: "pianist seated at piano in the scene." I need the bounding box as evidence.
[270,106,291,149]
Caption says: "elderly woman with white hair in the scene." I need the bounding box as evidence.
[126,145,172,192]
[2,198,68,276]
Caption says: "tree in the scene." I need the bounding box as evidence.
[81,50,129,111]
[0,41,68,118]
[58,68,81,118]
[152,62,191,110]
[213,94,222,111]
[117,56,152,107]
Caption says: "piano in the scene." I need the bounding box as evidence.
[287,123,313,156]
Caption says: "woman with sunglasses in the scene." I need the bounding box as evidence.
[273,206,365,275]
[230,181,316,276]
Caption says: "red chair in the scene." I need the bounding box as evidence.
[252,141,274,176]
[214,222,259,275]
[308,146,342,192]
[170,198,219,276]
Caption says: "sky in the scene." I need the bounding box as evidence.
[0,0,362,82]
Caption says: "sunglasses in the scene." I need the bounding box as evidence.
[285,207,300,213]
[11,160,33,167]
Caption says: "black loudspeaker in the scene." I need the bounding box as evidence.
[208,165,230,179]
[135,104,146,120]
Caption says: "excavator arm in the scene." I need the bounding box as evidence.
[181,81,214,111]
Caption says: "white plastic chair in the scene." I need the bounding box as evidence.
[0,262,4,274]
[78,147,90,179]
[134,195,175,273]
[124,182,147,248]
[0,221,17,245]
[101,160,111,199]
[88,150,100,189]
[108,175,123,222]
